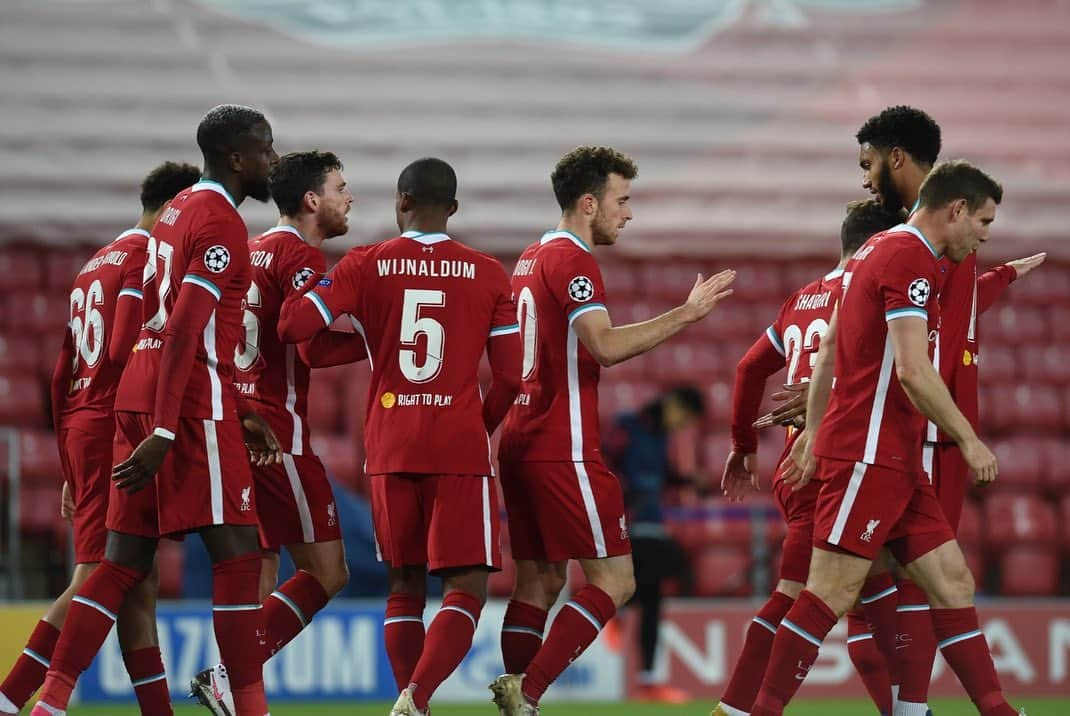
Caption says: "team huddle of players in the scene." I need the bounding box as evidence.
[0,102,1041,716]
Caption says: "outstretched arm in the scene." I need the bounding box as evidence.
[977,253,1045,314]
[572,271,735,367]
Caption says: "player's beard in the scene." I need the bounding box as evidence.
[319,206,349,239]
[876,163,904,213]
[246,177,272,203]
[591,209,618,245]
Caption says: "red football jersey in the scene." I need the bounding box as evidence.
[764,269,844,475]
[813,225,943,473]
[301,231,518,475]
[234,225,326,455]
[115,181,251,422]
[58,228,149,422]
[499,231,608,463]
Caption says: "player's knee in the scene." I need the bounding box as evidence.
[932,561,975,609]
[542,571,568,605]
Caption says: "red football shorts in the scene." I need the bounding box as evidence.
[369,473,501,574]
[812,457,954,565]
[923,441,970,533]
[58,419,113,563]
[255,452,342,550]
[772,475,820,584]
[500,460,632,563]
[107,412,258,538]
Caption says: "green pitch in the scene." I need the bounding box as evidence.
[64,698,1069,715]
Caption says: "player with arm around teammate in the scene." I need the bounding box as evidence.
[191,150,360,715]
[751,161,1022,716]
[0,161,200,716]
[277,157,522,716]
[489,146,735,716]
[33,104,282,716]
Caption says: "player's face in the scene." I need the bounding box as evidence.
[859,143,903,213]
[591,173,633,246]
[315,169,353,239]
[241,122,279,202]
[948,197,997,262]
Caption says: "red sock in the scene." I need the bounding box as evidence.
[896,579,937,706]
[751,589,838,715]
[859,572,901,686]
[408,591,482,711]
[523,585,616,706]
[212,554,268,715]
[123,647,172,715]
[0,620,59,709]
[385,593,426,691]
[263,570,330,657]
[721,591,794,711]
[846,610,892,715]
[501,600,549,675]
[37,561,144,710]
[931,607,1016,716]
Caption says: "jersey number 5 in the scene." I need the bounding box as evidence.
[399,289,445,383]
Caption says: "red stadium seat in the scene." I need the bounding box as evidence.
[3,291,69,336]
[638,262,703,300]
[156,538,185,599]
[0,372,46,427]
[997,547,1059,597]
[1021,346,1070,386]
[44,248,96,291]
[691,546,751,597]
[1060,495,1070,553]
[1040,439,1070,496]
[977,345,1017,383]
[988,437,1046,493]
[0,333,44,372]
[0,248,44,292]
[1007,265,1070,306]
[983,305,1047,345]
[600,261,642,297]
[980,385,1061,433]
[730,262,788,302]
[16,427,62,487]
[982,492,1057,546]
[19,485,64,541]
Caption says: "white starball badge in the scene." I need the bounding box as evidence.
[292,266,315,289]
[204,245,231,273]
[908,278,931,307]
[568,275,595,302]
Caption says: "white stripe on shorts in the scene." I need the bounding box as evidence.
[283,453,315,542]
[482,476,493,566]
[204,420,223,524]
[828,461,868,545]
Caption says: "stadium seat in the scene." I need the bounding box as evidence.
[19,485,64,541]
[976,345,1017,383]
[988,436,1046,493]
[1040,439,1070,496]
[2,291,68,336]
[12,427,62,487]
[0,248,44,292]
[1021,346,1070,386]
[956,499,982,549]
[156,538,185,599]
[0,372,46,427]
[982,492,1058,546]
[44,248,96,291]
[0,333,44,372]
[691,546,751,597]
[1060,495,1070,553]
[984,305,1047,345]
[997,546,1059,596]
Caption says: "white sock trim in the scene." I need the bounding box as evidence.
[0,691,18,713]
[718,703,750,716]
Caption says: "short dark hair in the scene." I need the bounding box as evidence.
[856,105,942,167]
[269,151,343,217]
[196,104,267,161]
[140,161,201,212]
[397,157,456,207]
[840,199,902,255]
[551,146,638,211]
[666,385,706,418]
[918,160,1003,213]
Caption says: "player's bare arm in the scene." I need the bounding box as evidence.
[887,315,998,484]
[572,270,735,366]
[780,309,837,489]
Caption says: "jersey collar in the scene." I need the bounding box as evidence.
[267,224,306,243]
[892,223,940,258]
[190,179,237,209]
[823,268,844,281]
[401,230,451,245]
[540,230,591,253]
[116,227,150,241]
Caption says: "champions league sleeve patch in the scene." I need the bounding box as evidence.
[204,245,231,273]
[568,275,595,302]
[908,278,931,307]
[292,266,315,289]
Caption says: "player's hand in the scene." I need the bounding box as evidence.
[681,270,736,323]
[241,411,284,466]
[778,429,816,491]
[61,480,75,522]
[961,437,999,486]
[1006,252,1046,280]
[754,382,809,429]
[721,451,759,502]
[112,434,172,493]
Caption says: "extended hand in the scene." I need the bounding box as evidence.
[241,411,284,466]
[1006,252,1046,279]
[112,434,172,493]
[721,451,759,502]
[754,382,809,429]
[778,429,815,491]
[682,270,736,322]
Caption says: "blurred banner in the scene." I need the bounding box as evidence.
[621,600,1070,699]
[72,600,621,704]
[3,599,1065,704]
